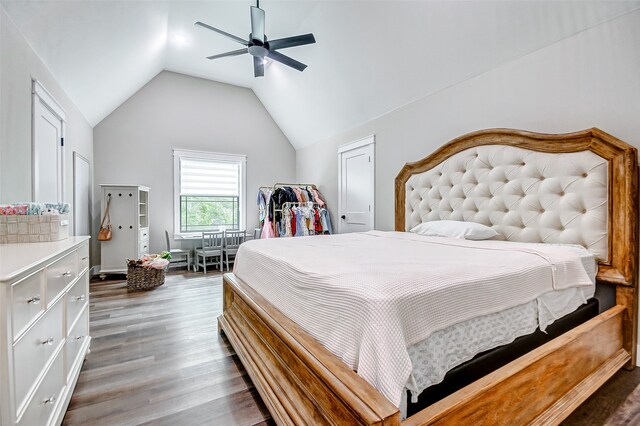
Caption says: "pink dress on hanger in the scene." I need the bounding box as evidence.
[260,215,275,238]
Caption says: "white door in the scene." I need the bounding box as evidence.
[338,136,375,233]
[33,81,65,202]
[73,153,91,236]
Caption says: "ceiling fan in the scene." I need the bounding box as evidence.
[194,0,316,77]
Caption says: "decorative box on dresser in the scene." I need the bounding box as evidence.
[0,237,91,426]
[99,185,150,274]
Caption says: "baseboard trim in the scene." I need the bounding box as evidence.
[90,265,101,277]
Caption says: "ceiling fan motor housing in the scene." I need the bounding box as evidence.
[248,36,269,58]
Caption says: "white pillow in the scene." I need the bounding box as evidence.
[409,220,499,240]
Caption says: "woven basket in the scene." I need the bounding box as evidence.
[126,263,167,291]
[0,214,69,244]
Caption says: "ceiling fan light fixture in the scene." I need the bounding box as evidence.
[172,34,188,45]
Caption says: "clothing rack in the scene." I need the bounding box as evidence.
[273,182,317,189]
[281,201,318,210]
[257,182,330,238]
[270,183,319,229]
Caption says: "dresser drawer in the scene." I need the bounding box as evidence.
[139,241,150,256]
[77,244,90,273]
[139,228,149,242]
[65,273,88,334]
[17,349,65,426]
[11,271,45,340]
[13,299,64,412]
[65,307,89,382]
[46,251,77,304]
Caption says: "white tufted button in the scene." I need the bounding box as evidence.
[559,191,565,196]
[582,208,587,214]
[581,173,588,178]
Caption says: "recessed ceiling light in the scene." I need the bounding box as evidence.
[172,34,188,45]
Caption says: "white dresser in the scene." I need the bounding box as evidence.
[99,185,150,274]
[0,237,91,426]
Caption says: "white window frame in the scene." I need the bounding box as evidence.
[173,149,246,239]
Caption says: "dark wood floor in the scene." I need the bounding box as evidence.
[62,271,272,426]
[63,271,640,425]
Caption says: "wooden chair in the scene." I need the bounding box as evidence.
[223,230,246,271]
[195,231,224,274]
[165,230,191,269]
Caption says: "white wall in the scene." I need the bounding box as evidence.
[0,6,94,230]
[296,9,640,232]
[93,70,295,265]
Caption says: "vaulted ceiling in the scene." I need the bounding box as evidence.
[3,1,639,148]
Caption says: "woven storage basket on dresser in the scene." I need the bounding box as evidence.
[126,263,168,291]
[0,214,69,243]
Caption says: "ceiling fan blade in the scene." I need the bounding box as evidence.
[254,56,265,77]
[194,21,248,45]
[267,50,307,72]
[206,48,248,60]
[268,33,316,50]
[250,6,265,43]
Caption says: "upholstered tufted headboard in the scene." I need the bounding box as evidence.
[395,128,638,287]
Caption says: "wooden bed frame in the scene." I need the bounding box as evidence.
[219,128,638,425]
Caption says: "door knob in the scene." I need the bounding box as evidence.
[341,215,346,220]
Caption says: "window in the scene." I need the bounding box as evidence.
[173,149,246,236]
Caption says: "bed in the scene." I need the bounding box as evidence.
[219,128,638,425]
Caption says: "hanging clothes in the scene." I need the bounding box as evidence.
[295,208,305,236]
[305,189,315,203]
[311,188,325,207]
[289,209,297,236]
[314,209,323,234]
[265,185,332,238]
[291,186,303,202]
[261,215,275,238]
[320,209,333,234]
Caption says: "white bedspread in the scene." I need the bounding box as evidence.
[233,231,594,408]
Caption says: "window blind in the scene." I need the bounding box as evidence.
[180,158,240,196]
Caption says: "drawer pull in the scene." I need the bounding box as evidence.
[44,395,56,405]
[61,271,72,277]
[75,335,84,340]
[81,256,89,261]
[41,337,54,346]
[75,294,86,302]
[27,296,41,305]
